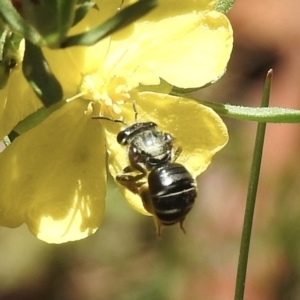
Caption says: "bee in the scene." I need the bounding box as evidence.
[139,162,197,236]
[115,121,174,193]
[92,102,197,235]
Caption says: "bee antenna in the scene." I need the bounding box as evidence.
[118,0,124,11]
[91,116,127,125]
[132,100,138,122]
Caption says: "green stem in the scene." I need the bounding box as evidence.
[172,83,300,123]
[0,0,43,46]
[198,100,300,123]
[234,69,271,300]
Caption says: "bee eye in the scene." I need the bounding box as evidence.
[117,130,129,145]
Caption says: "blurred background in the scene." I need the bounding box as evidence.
[1,0,300,299]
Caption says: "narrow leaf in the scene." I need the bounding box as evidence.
[72,1,97,26]
[197,100,300,123]
[22,40,63,107]
[14,100,67,135]
[0,0,43,45]
[61,0,158,48]
[52,0,77,46]
[215,0,236,14]
[0,30,23,89]
[234,69,272,300]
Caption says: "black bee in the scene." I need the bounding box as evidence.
[139,162,197,236]
[117,122,173,168]
[92,102,197,235]
[115,121,174,191]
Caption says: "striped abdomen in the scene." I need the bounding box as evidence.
[147,163,197,226]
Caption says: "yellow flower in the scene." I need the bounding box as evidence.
[0,0,233,243]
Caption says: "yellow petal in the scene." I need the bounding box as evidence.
[151,0,218,17]
[42,47,85,99]
[104,93,228,215]
[137,93,229,176]
[116,0,218,19]
[85,0,123,27]
[0,99,106,243]
[0,67,43,140]
[104,11,232,88]
[44,0,121,78]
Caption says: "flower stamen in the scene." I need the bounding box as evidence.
[79,72,136,119]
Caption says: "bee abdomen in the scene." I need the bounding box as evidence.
[147,163,197,226]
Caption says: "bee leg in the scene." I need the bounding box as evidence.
[122,165,134,173]
[173,146,182,162]
[139,185,163,238]
[179,219,187,234]
[139,184,153,214]
[154,217,163,239]
[116,172,146,194]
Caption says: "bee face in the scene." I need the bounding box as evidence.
[117,122,157,145]
[117,122,173,172]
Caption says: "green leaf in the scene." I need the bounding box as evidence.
[14,99,67,135]
[215,0,236,14]
[0,0,78,47]
[7,130,19,143]
[50,0,77,47]
[17,0,77,47]
[0,28,23,89]
[197,101,300,123]
[72,1,97,26]
[0,59,11,89]
[0,29,13,89]
[61,0,158,48]
[234,69,271,300]
[22,40,63,107]
[0,0,43,45]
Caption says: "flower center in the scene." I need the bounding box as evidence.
[79,72,135,118]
